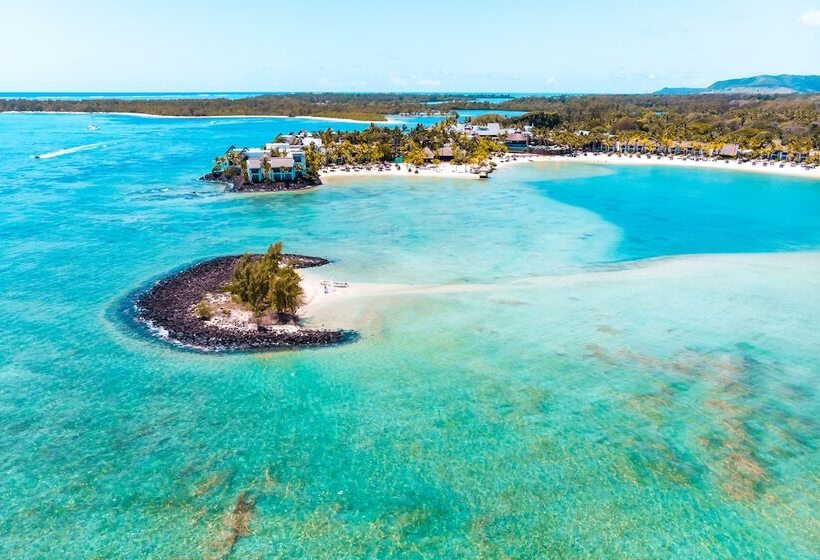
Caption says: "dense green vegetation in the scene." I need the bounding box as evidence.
[308,121,506,167]
[485,96,819,161]
[225,242,303,320]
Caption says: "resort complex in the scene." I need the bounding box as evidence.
[203,109,818,192]
[4,0,820,556]
[214,133,323,181]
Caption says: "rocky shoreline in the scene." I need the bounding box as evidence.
[200,172,322,193]
[133,254,352,352]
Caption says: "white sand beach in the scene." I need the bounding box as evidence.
[319,153,551,182]
[320,162,483,182]
[298,251,820,325]
[320,152,819,183]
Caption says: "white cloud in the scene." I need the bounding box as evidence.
[800,9,820,25]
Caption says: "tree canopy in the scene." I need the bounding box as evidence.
[225,242,304,321]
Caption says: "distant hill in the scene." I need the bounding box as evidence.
[654,87,708,95]
[655,74,820,95]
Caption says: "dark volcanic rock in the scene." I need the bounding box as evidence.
[201,172,321,193]
[133,254,352,352]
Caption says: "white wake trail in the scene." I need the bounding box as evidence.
[32,141,109,159]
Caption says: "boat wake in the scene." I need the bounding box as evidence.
[32,141,109,159]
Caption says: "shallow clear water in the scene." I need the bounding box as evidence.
[0,113,818,558]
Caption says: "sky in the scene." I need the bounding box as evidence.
[0,0,818,93]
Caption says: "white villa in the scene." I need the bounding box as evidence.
[226,132,323,183]
[450,122,533,143]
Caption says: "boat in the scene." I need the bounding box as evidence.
[87,115,99,131]
[333,281,348,288]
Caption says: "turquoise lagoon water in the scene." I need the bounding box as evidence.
[0,113,818,558]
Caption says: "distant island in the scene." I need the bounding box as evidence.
[134,242,352,352]
[0,93,501,122]
[655,74,820,95]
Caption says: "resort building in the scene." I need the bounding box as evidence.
[451,122,506,138]
[266,132,324,152]
[718,144,739,158]
[437,144,454,161]
[474,122,503,137]
[246,156,265,182]
[505,131,528,151]
[231,145,307,183]
[268,156,299,181]
[301,136,323,149]
[265,142,292,153]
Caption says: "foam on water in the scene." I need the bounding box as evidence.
[31,141,109,159]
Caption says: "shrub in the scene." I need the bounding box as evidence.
[194,300,214,320]
[225,242,296,318]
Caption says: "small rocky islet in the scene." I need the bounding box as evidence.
[133,253,352,352]
[200,171,321,193]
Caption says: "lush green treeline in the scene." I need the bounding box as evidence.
[477,95,820,156]
[0,93,485,121]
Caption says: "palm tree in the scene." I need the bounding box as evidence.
[261,158,272,182]
[212,156,224,173]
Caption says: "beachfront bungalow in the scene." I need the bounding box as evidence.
[422,147,436,162]
[768,141,790,161]
[437,145,454,161]
[718,144,739,158]
[668,141,700,156]
[505,131,528,151]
